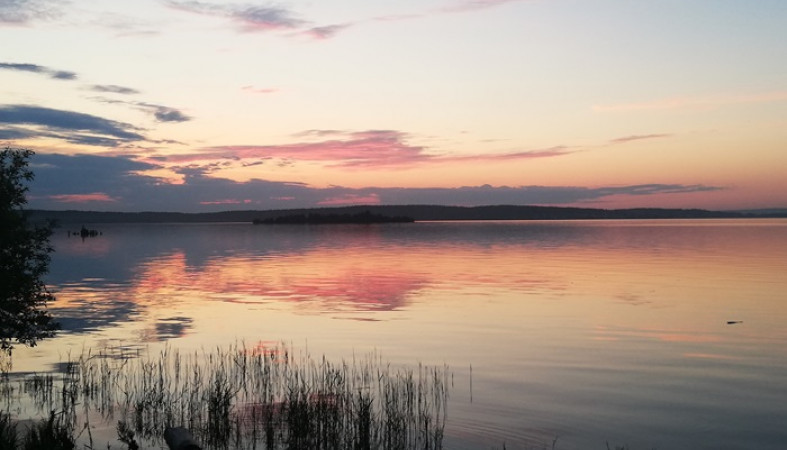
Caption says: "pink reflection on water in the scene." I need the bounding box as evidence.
[128,250,431,312]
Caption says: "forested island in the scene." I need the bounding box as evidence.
[253,210,414,225]
[28,204,786,224]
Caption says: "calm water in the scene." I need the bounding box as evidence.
[11,219,787,449]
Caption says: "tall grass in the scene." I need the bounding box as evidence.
[1,343,450,449]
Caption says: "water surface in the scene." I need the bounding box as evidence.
[13,219,787,449]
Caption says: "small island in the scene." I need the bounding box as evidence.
[253,210,415,225]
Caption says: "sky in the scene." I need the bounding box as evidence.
[2,0,786,212]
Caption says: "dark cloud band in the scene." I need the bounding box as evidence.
[25,152,725,212]
[0,104,145,145]
[0,62,76,80]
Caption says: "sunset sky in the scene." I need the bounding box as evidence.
[2,0,786,212]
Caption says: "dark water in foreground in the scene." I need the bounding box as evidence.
[11,219,787,449]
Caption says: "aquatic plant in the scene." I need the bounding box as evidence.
[3,343,450,449]
[22,410,75,450]
[0,411,19,449]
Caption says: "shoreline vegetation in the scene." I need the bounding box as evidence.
[28,204,787,225]
[1,343,449,450]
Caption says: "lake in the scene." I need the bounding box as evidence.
[10,219,787,449]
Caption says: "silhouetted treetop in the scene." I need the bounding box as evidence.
[0,147,58,351]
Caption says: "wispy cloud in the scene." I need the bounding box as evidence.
[293,129,346,137]
[594,91,787,112]
[162,129,572,169]
[165,0,303,31]
[0,104,146,145]
[163,130,427,167]
[0,0,62,24]
[299,23,351,40]
[86,11,162,38]
[93,97,192,123]
[609,134,671,145]
[442,146,571,164]
[241,85,278,94]
[592,184,720,197]
[373,0,522,23]
[441,0,524,13]
[164,0,353,39]
[90,84,141,95]
[0,62,76,80]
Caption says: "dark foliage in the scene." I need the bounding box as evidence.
[0,147,58,351]
[0,412,19,449]
[30,203,755,225]
[22,411,75,450]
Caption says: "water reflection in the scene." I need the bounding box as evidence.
[14,220,787,449]
[145,316,194,342]
[128,250,431,311]
[41,219,787,359]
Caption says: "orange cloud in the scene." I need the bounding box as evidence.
[47,192,118,203]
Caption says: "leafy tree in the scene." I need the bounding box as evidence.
[0,147,58,351]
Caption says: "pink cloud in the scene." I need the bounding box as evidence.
[161,130,573,170]
[48,193,118,203]
[164,130,429,167]
[594,91,787,112]
[317,194,381,206]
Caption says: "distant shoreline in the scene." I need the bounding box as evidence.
[27,204,787,224]
[253,210,414,225]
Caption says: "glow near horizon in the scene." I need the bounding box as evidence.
[1,0,786,211]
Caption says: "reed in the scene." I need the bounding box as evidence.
[21,410,75,450]
[2,343,450,449]
[0,410,19,449]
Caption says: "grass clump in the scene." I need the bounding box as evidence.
[0,411,19,449]
[22,411,75,450]
[4,343,450,449]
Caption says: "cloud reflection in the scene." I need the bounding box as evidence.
[145,316,194,341]
[128,250,430,313]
